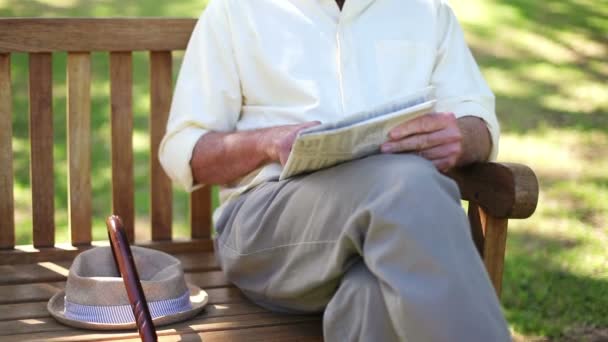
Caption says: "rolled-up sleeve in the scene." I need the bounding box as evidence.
[432,1,499,161]
[159,0,242,191]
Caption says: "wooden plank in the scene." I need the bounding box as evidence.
[117,321,323,342]
[467,202,485,257]
[110,52,134,242]
[67,52,92,246]
[0,300,265,323]
[171,323,322,342]
[0,239,213,265]
[184,271,231,289]
[0,19,196,53]
[191,186,212,239]
[174,251,220,272]
[0,263,70,286]
[0,278,240,306]
[149,51,173,241]
[448,162,539,219]
[0,53,14,249]
[0,312,320,340]
[480,210,509,298]
[0,302,48,321]
[0,251,219,285]
[0,281,64,305]
[29,52,55,248]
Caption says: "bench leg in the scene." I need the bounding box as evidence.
[468,203,508,298]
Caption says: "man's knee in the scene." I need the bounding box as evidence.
[348,154,461,204]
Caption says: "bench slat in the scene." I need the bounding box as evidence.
[0,312,320,341]
[0,18,196,53]
[191,186,212,239]
[117,322,323,342]
[0,282,243,306]
[467,202,485,257]
[150,51,173,241]
[0,301,264,323]
[0,251,219,285]
[67,52,92,246]
[110,52,135,242]
[6,322,322,342]
[0,53,14,249]
[29,53,55,248]
[0,239,214,266]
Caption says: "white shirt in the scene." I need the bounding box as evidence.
[159,0,499,216]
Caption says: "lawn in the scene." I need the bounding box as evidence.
[1,0,607,340]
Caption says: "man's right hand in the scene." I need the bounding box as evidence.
[191,121,320,185]
[262,121,321,166]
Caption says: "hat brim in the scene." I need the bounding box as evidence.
[47,284,208,331]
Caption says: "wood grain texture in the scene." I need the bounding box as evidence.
[0,301,263,323]
[480,209,509,298]
[0,53,14,249]
[191,186,212,239]
[67,52,92,246]
[467,202,485,257]
[0,312,320,340]
[0,301,48,321]
[29,53,55,248]
[449,162,539,219]
[0,281,239,306]
[149,51,173,241]
[0,19,196,53]
[110,52,135,242]
[0,239,213,265]
[0,252,219,285]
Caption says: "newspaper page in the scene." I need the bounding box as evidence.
[280,87,436,180]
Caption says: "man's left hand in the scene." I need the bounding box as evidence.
[381,112,463,172]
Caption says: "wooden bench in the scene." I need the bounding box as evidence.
[0,18,539,341]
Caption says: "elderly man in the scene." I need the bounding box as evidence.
[159,0,510,340]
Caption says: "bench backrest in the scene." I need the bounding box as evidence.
[0,19,214,264]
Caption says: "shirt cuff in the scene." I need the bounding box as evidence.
[158,126,208,192]
[435,100,500,161]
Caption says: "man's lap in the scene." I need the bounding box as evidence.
[213,153,464,312]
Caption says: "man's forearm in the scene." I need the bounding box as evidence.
[190,121,319,185]
[456,116,492,166]
[190,129,271,186]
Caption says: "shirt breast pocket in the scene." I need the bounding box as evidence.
[375,40,436,98]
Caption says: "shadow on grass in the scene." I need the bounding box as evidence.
[463,0,608,135]
[503,230,608,339]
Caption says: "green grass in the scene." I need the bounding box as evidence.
[2,0,607,340]
[450,0,608,339]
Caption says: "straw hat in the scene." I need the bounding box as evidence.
[48,246,208,330]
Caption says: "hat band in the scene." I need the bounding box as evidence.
[64,290,192,324]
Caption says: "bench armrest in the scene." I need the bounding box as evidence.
[448,162,539,219]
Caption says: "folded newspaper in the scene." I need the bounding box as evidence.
[279,86,437,180]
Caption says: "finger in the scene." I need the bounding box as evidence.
[279,121,321,166]
[431,156,458,173]
[381,125,461,153]
[389,112,455,140]
[418,141,462,160]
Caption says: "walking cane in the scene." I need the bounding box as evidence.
[106,215,157,342]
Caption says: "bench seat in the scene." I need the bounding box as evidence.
[0,250,323,341]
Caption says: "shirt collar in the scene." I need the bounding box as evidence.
[317,0,376,21]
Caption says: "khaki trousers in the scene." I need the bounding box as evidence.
[214,154,510,341]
